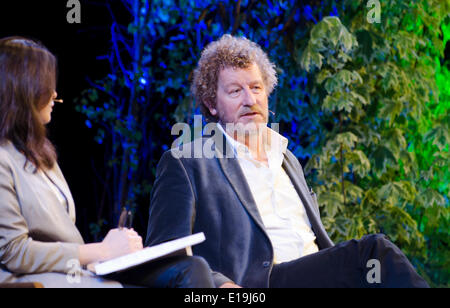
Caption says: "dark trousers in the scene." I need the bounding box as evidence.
[107,255,215,288]
[269,234,429,288]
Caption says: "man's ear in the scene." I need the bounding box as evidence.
[206,101,217,116]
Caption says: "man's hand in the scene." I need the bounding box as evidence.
[220,282,242,288]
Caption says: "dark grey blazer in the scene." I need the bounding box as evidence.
[146,127,333,288]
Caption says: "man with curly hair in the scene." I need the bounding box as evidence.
[146,34,428,288]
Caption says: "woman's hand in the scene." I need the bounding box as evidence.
[101,228,143,261]
[79,228,143,266]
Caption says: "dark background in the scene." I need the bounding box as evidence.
[0,0,131,239]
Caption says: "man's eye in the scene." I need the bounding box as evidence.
[229,89,241,95]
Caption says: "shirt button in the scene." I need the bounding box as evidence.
[262,261,271,268]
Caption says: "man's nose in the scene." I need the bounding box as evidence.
[242,87,257,107]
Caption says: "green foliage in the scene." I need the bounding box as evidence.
[301,3,449,286]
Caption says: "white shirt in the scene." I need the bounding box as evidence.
[218,124,319,263]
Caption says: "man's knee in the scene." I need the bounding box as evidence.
[361,233,392,250]
[174,256,214,287]
[170,255,208,273]
[359,233,412,273]
[185,256,211,274]
[359,234,429,287]
[358,233,401,268]
[163,256,214,288]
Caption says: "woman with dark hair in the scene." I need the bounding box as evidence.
[0,37,214,288]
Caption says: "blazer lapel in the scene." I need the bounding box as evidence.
[211,129,267,234]
[217,155,267,231]
[282,155,334,249]
[43,170,72,215]
[2,141,74,218]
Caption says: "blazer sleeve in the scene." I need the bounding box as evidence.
[146,151,235,287]
[145,151,196,246]
[0,155,80,275]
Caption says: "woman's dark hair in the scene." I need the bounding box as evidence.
[0,36,57,170]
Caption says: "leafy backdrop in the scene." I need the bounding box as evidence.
[76,0,449,286]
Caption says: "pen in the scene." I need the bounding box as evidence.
[118,208,129,229]
[127,210,134,229]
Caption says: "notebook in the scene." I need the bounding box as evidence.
[94,232,206,276]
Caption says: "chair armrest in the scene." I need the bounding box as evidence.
[0,282,44,288]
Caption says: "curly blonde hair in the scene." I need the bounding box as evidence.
[191,34,277,122]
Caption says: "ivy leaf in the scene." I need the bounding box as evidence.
[361,188,381,212]
[385,128,407,160]
[335,132,359,150]
[344,180,364,203]
[421,188,447,208]
[318,190,344,217]
[334,216,351,237]
[346,150,371,177]
[399,149,416,174]
[350,91,368,106]
[316,69,332,84]
[324,77,340,94]
[378,99,403,127]
[423,125,450,151]
[323,70,362,94]
[371,145,397,173]
[335,70,363,86]
[322,92,354,113]
[377,181,416,203]
[424,205,446,230]
[324,139,341,156]
[300,44,324,71]
[310,16,357,51]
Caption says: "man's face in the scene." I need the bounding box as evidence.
[211,63,269,130]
